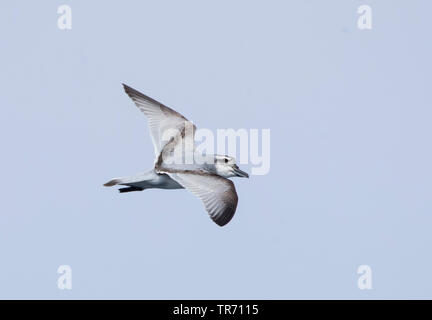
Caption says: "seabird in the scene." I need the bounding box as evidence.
[104,84,249,226]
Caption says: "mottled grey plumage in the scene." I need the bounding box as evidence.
[104,84,248,226]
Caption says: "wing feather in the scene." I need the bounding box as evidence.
[122,84,196,158]
[164,171,239,226]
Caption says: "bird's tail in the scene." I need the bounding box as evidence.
[103,178,122,187]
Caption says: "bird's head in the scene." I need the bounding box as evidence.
[214,155,249,178]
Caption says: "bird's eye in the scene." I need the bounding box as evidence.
[224,158,228,163]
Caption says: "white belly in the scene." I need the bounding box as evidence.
[123,171,183,190]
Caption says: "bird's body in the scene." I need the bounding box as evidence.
[105,169,183,191]
[104,84,249,226]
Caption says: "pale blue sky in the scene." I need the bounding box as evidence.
[0,0,431,299]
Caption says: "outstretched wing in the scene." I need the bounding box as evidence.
[164,171,239,226]
[122,84,196,158]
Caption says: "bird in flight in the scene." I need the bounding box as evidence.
[104,84,249,226]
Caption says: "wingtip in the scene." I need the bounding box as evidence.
[213,207,236,227]
[122,83,141,98]
[214,219,230,227]
[122,83,131,91]
[215,221,228,227]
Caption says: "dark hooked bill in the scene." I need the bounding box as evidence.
[234,165,249,178]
